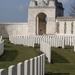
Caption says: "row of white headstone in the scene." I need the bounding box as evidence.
[0,54,45,75]
[40,40,51,63]
[9,35,65,48]
[9,36,35,47]
[8,35,65,63]
[9,35,75,46]
[8,35,75,62]
[0,36,4,56]
[56,34,75,46]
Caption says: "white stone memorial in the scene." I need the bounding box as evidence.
[17,62,24,75]
[8,65,17,75]
[0,69,7,75]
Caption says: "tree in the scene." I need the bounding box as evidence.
[70,3,75,16]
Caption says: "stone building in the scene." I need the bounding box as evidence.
[0,0,75,37]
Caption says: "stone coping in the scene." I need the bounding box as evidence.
[56,17,75,21]
[57,17,75,19]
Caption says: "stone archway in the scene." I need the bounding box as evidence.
[36,13,47,35]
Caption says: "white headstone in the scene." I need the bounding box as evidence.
[8,65,17,75]
[0,69,7,75]
[17,62,24,75]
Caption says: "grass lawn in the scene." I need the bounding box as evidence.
[0,38,42,69]
[46,46,75,75]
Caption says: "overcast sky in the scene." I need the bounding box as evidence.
[0,0,74,22]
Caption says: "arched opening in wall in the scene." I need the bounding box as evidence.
[36,13,47,35]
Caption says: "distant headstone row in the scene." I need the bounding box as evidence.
[9,35,65,48]
[0,54,45,75]
[9,35,75,62]
[9,35,65,63]
[9,35,75,47]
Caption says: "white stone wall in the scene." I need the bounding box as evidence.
[0,23,28,37]
[56,17,75,35]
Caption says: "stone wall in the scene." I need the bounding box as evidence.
[1,17,75,37]
[0,23,28,37]
[56,17,75,35]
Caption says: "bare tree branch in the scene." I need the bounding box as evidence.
[69,2,75,16]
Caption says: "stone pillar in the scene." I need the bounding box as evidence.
[46,18,56,35]
[36,17,39,35]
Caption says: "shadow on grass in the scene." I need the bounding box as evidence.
[64,46,73,49]
[51,51,70,63]
[45,72,70,75]
[0,50,18,62]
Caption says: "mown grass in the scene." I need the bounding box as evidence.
[0,38,42,69]
[51,50,70,63]
[0,50,18,61]
[46,46,75,75]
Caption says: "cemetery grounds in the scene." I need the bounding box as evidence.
[0,38,75,75]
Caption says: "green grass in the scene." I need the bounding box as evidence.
[51,50,70,63]
[0,50,18,61]
[45,72,70,75]
[0,38,42,69]
[46,46,75,75]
